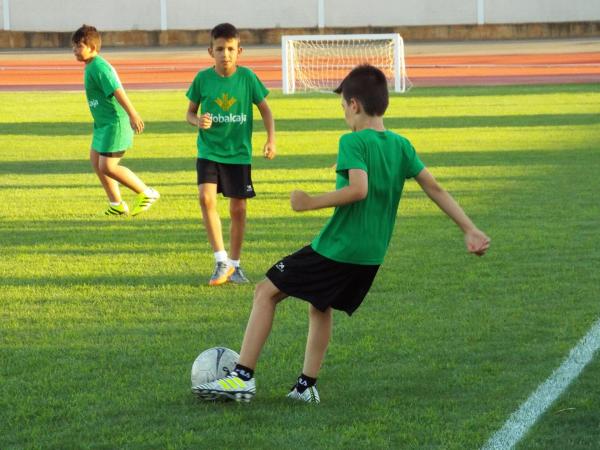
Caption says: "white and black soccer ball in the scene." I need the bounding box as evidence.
[191,347,239,387]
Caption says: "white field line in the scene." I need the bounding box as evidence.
[482,317,600,450]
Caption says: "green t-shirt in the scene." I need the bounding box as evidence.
[311,129,425,265]
[186,66,269,164]
[84,55,128,127]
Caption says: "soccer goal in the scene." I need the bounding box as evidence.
[281,33,410,94]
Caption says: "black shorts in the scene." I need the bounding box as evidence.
[94,150,125,158]
[196,158,256,198]
[266,245,380,316]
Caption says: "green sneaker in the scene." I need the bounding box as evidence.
[193,372,256,402]
[104,201,129,216]
[131,188,160,216]
[228,266,249,284]
[287,385,320,404]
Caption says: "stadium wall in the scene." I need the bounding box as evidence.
[0,0,598,48]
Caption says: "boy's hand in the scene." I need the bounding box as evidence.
[291,190,312,212]
[197,113,213,129]
[263,141,276,160]
[130,114,144,134]
[465,228,491,256]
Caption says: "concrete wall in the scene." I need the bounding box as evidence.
[485,0,598,24]
[3,0,162,31]
[1,0,599,31]
[325,0,478,27]
[168,0,319,30]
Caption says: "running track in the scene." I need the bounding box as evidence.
[1,44,600,90]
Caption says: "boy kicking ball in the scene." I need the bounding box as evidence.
[193,65,490,403]
[72,25,159,217]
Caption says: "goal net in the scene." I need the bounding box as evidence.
[281,33,410,94]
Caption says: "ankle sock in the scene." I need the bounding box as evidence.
[234,364,254,381]
[229,259,240,268]
[214,250,228,263]
[295,373,317,393]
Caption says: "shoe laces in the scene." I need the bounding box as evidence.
[213,261,228,274]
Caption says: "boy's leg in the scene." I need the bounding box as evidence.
[90,149,122,203]
[98,153,159,216]
[98,153,147,194]
[228,197,246,261]
[192,279,287,401]
[286,304,331,404]
[238,279,288,368]
[198,183,225,254]
[199,183,233,285]
[228,197,250,283]
[302,305,333,378]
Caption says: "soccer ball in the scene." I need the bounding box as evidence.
[191,347,239,387]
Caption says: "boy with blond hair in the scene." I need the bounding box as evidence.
[72,25,159,216]
[186,23,276,286]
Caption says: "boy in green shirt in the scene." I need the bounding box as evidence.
[72,25,159,216]
[186,23,276,286]
[193,65,490,403]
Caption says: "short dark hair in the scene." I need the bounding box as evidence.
[71,24,101,51]
[334,64,389,116]
[210,23,240,44]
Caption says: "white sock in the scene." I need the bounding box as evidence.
[229,259,240,268]
[110,201,122,206]
[143,187,155,196]
[214,250,228,263]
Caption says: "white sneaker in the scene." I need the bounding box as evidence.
[287,385,320,404]
[192,372,256,402]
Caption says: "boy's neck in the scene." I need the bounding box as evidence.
[353,115,385,132]
[214,66,237,77]
[84,53,98,64]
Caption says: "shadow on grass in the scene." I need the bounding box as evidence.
[0,215,326,288]
[1,148,594,175]
[1,112,598,136]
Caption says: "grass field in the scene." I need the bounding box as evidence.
[1,84,599,449]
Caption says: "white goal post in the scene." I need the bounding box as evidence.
[281,33,410,94]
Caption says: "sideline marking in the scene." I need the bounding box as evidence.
[482,317,600,450]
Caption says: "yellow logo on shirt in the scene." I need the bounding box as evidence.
[215,93,236,111]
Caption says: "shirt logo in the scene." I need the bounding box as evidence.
[89,99,99,108]
[215,93,236,111]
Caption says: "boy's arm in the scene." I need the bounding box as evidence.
[415,168,490,256]
[186,101,212,129]
[113,88,144,134]
[256,99,276,159]
[291,169,368,211]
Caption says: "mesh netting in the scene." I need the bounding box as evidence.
[285,37,409,93]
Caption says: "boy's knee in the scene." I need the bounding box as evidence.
[253,279,283,306]
[230,200,247,219]
[199,192,216,209]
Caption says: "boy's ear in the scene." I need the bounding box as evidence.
[208,46,214,57]
[349,98,361,114]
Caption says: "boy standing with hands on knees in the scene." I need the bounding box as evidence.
[186,23,276,286]
[193,65,490,403]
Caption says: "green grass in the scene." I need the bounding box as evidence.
[1,84,599,449]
